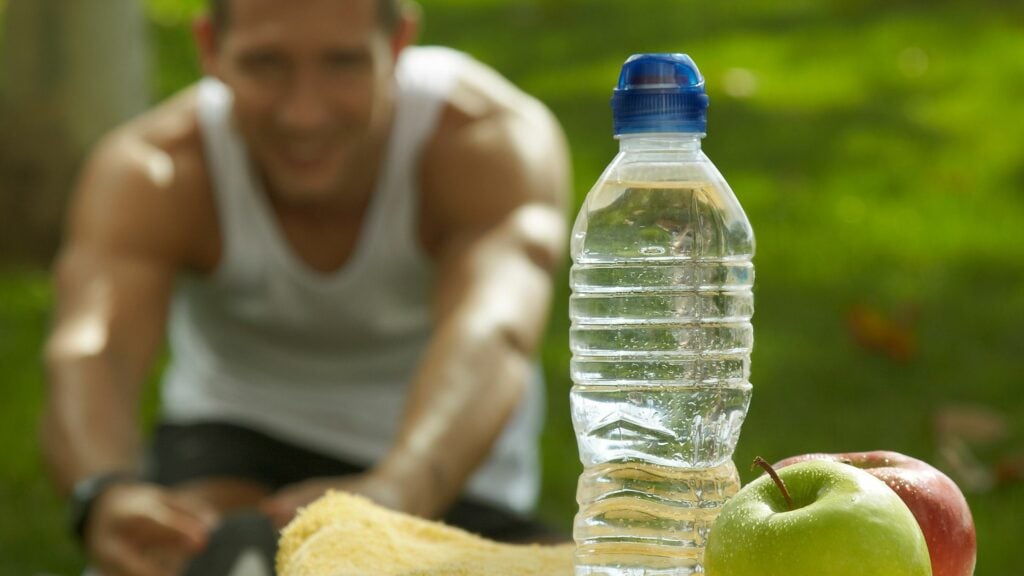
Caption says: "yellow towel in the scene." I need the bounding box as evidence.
[277,491,574,575]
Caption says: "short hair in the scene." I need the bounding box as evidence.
[209,0,403,33]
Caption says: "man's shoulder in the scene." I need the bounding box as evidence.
[96,84,217,204]
[418,52,569,252]
[399,47,560,174]
[70,84,218,269]
[430,50,549,134]
[424,49,565,181]
[115,85,207,182]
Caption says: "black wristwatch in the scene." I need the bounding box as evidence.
[69,471,138,544]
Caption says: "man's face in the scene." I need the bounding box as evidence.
[207,0,400,204]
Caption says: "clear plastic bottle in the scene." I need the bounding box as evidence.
[570,54,755,575]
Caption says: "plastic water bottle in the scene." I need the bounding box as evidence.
[570,54,755,575]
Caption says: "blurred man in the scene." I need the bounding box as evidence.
[41,0,570,574]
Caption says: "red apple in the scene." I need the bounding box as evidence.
[774,451,976,576]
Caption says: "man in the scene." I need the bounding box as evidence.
[41,0,570,574]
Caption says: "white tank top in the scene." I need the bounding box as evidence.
[161,47,543,514]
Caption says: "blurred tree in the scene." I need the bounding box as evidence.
[0,0,147,265]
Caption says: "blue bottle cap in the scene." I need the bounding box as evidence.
[611,53,709,135]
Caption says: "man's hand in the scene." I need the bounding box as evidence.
[259,472,407,529]
[86,482,218,576]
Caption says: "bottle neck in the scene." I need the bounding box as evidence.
[615,132,704,153]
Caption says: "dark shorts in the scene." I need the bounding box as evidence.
[145,421,566,543]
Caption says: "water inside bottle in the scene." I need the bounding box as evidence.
[574,181,753,264]
[571,384,750,469]
[573,460,741,576]
[570,180,753,575]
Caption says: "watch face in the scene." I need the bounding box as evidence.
[73,475,100,501]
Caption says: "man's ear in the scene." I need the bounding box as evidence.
[193,15,220,77]
[389,2,421,59]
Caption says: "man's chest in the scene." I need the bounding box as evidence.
[275,213,365,275]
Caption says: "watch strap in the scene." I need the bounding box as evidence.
[69,471,138,544]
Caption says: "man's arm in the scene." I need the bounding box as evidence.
[372,72,571,518]
[42,129,216,575]
[44,133,179,490]
[373,204,567,518]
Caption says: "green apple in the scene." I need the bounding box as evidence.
[775,451,975,576]
[704,459,931,576]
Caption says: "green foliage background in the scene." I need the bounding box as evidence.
[2,0,1023,574]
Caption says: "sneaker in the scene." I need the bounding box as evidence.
[183,511,278,576]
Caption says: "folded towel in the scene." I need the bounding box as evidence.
[277,492,574,575]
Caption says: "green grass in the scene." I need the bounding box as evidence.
[3,0,1024,574]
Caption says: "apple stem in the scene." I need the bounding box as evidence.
[753,456,795,511]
